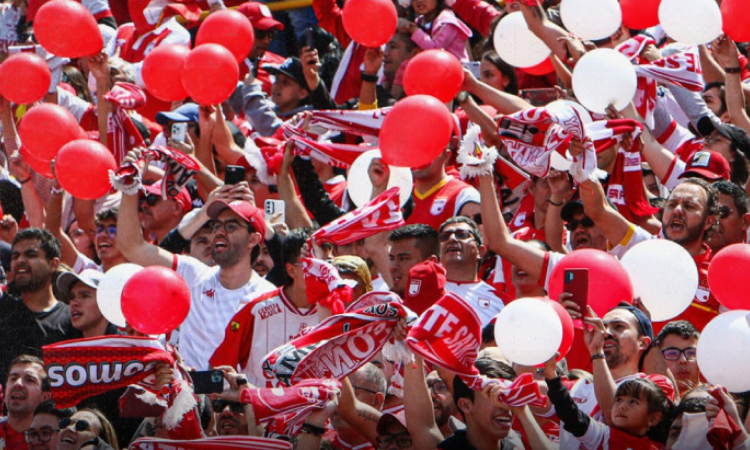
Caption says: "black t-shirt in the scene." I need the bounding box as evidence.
[0,294,81,386]
[438,429,518,450]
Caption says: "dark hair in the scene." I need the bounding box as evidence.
[8,355,49,391]
[676,396,707,415]
[12,228,61,260]
[703,82,727,116]
[388,224,440,260]
[453,358,515,407]
[78,408,120,450]
[62,66,94,103]
[481,51,519,95]
[439,216,483,247]
[33,400,76,419]
[617,378,668,415]
[677,178,720,235]
[712,180,750,216]
[656,320,699,346]
[95,207,119,224]
[281,228,314,285]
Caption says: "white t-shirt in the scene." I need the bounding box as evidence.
[0,4,20,53]
[174,255,276,370]
[445,280,505,326]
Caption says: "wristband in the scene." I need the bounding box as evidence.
[361,72,378,83]
[725,66,742,74]
[548,199,563,206]
[18,177,31,185]
[591,353,606,362]
[51,186,65,195]
[237,377,248,386]
[301,423,326,437]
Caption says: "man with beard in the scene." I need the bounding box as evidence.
[425,371,458,438]
[117,181,275,370]
[0,230,78,385]
[1,355,52,449]
[210,229,318,386]
[578,173,720,331]
[387,224,440,297]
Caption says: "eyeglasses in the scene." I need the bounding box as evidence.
[705,132,732,146]
[255,29,277,40]
[427,381,449,395]
[59,418,91,432]
[661,347,697,361]
[140,193,160,207]
[95,224,117,238]
[209,219,246,234]
[353,385,380,396]
[719,205,734,219]
[564,216,595,232]
[212,399,245,414]
[376,433,412,449]
[24,427,60,443]
[438,229,476,243]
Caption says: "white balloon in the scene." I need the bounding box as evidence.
[97,263,143,327]
[658,0,722,45]
[494,297,562,366]
[697,310,750,392]
[493,12,550,69]
[347,149,413,207]
[620,240,698,322]
[560,0,621,41]
[572,49,637,114]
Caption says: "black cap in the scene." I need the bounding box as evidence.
[714,123,750,159]
[266,57,310,92]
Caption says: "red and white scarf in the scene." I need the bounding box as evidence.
[43,336,174,408]
[302,257,356,314]
[283,125,371,169]
[261,301,406,386]
[103,82,147,167]
[616,36,704,129]
[312,187,404,246]
[131,436,292,449]
[110,144,200,197]
[498,103,601,183]
[406,293,546,408]
[240,379,340,424]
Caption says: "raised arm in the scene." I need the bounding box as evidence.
[338,376,382,445]
[712,36,750,134]
[583,312,618,426]
[544,170,572,254]
[44,180,80,269]
[403,356,443,449]
[277,141,314,230]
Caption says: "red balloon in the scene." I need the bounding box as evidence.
[121,266,191,335]
[142,45,190,102]
[34,0,103,58]
[19,147,54,178]
[182,44,239,106]
[380,95,453,168]
[0,53,51,104]
[18,104,82,162]
[721,0,750,42]
[539,297,575,361]
[55,140,117,199]
[196,9,255,62]
[342,0,397,47]
[403,50,464,103]
[708,244,750,310]
[547,249,634,318]
[521,57,554,76]
[620,0,661,29]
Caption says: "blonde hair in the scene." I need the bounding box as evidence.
[332,255,373,293]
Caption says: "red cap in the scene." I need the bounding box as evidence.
[376,412,407,435]
[143,182,193,214]
[207,200,265,235]
[237,2,284,30]
[404,260,446,316]
[679,150,730,181]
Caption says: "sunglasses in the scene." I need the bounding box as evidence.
[427,381,449,395]
[212,399,245,414]
[95,224,117,238]
[59,418,90,432]
[661,347,697,361]
[255,29,277,40]
[438,229,476,242]
[564,216,595,231]
[719,205,734,219]
[140,193,160,207]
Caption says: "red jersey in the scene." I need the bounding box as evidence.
[407,177,480,231]
[0,418,28,450]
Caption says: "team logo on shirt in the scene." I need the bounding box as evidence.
[695,287,710,303]
[430,199,447,216]
[203,289,215,299]
[230,321,240,332]
[478,298,491,308]
[408,280,422,296]
[259,303,283,320]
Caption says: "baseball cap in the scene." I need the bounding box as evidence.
[561,197,617,223]
[678,150,730,181]
[712,122,750,158]
[143,182,193,214]
[57,269,104,298]
[376,412,408,435]
[155,103,200,127]
[237,2,284,30]
[207,200,266,235]
[404,260,446,316]
[266,57,310,92]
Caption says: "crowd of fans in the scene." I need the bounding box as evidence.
[1,0,750,448]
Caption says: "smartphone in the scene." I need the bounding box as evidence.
[462,61,481,79]
[224,165,246,185]
[171,122,187,142]
[305,27,315,50]
[564,268,589,329]
[265,199,286,223]
[520,88,560,107]
[191,370,224,394]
